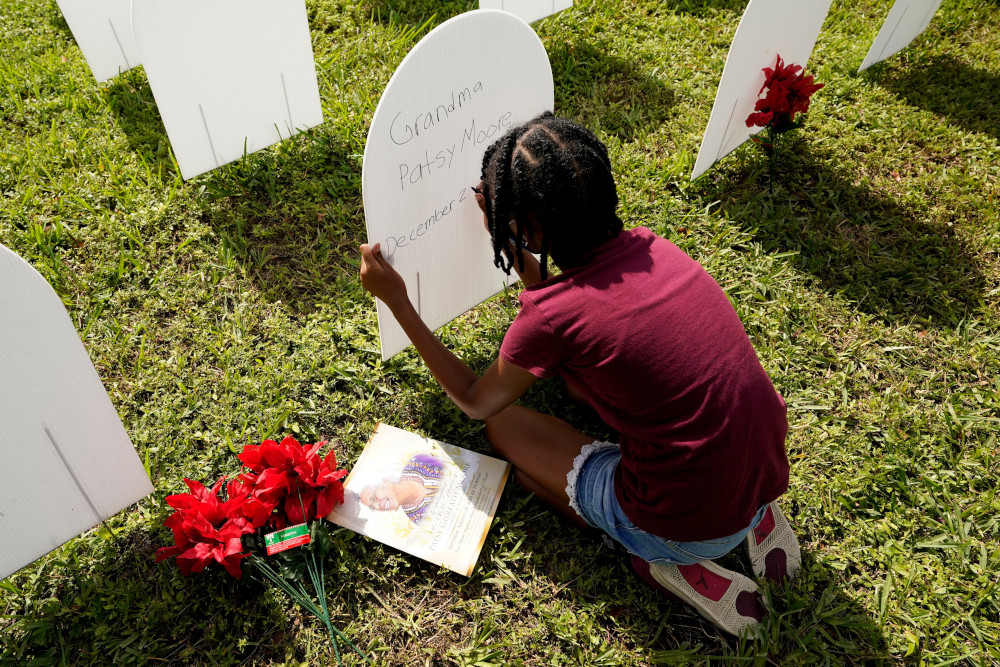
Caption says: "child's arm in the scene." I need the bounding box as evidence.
[360,243,538,420]
[504,242,543,288]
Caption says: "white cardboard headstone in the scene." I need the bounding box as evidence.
[54,0,140,82]
[691,0,834,180]
[0,245,153,581]
[858,0,945,72]
[479,0,573,24]
[362,10,554,360]
[131,0,324,180]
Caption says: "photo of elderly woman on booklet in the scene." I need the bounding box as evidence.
[360,452,446,525]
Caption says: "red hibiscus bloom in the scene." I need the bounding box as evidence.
[745,110,774,128]
[155,478,255,578]
[238,437,348,529]
[746,54,824,130]
[226,476,274,528]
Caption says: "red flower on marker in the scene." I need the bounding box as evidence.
[745,54,824,131]
[743,54,824,193]
[154,478,255,578]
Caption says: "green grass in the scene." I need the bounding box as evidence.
[2,0,999,664]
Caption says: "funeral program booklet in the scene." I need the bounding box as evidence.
[326,423,510,576]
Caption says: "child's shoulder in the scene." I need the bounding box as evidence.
[629,225,678,248]
[619,225,673,251]
[615,226,691,263]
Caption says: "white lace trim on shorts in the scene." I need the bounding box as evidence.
[565,440,620,521]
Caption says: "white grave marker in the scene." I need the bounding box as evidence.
[479,0,573,24]
[0,245,153,581]
[858,0,945,72]
[55,0,140,82]
[363,10,554,360]
[131,0,324,180]
[691,0,834,180]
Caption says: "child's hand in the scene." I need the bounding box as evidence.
[360,243,409,311]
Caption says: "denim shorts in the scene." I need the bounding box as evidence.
[566,441,768,565]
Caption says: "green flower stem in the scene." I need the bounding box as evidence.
[251,555,374,663]
[306,548,340,664]
[248,484,371,664]
[308,547,370,662]
[766,125,777,195]
[251,556,324,619]
[290,487,341,660]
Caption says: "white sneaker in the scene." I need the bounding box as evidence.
[746,501,802,584]
[648,559,766,636]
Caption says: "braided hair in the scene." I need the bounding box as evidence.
[480,112,623,281]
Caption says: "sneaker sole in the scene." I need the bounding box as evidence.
[648,559,765,636]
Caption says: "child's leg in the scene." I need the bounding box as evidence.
[483,404,593,528]
[510,469,589,529]
[486,405,770,636]
[486,405,766,635]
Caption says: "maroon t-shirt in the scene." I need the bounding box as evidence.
[500,227,789,541]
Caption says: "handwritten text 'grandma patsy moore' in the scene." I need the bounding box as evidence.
[388,81,513,192]
[396,112,512,191]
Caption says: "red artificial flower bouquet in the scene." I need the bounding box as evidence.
[156,437,368,664]
[745,54,824,191]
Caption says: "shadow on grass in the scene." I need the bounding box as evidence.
[199,130,368,313]
[361,0,472,25]
[621,542,881,661]
[103,68,367,313]
[702,144,986,327]
[656,0,748,15]
[549,40,677,142]
[104,70,178,176]
[874,55,1000,142]
[1,504,888,665]
[393,309,890,656]
[1,525,316,665]
[404,372,890,660]
[464,489,891,663]
[47,6,74,44]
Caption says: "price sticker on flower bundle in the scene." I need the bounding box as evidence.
[265,524,311,555]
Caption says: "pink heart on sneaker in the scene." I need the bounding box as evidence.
[735,590,766,621]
